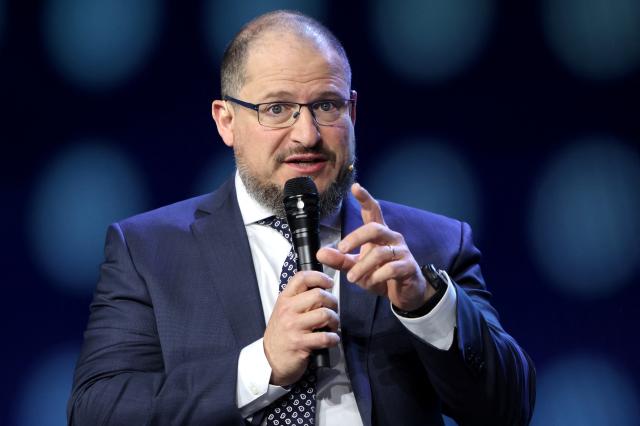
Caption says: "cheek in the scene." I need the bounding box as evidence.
[234,127,280,169]
[326,127,354,162]
[239,146,275,173]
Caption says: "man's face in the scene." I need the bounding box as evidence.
[214,32,356,214]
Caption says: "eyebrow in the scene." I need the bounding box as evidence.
[259,90,349,103]
[260,91,295,102]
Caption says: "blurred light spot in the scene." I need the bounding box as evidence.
[364,138,481,231]
[532,354,639,426]
[443,415,458,425]
[193,151,236,195]
[543,0,640,80]
[42,0,163,90]
[528,139,640,298]
[14,343,80,426]
[28,142,149,296]
[371,0,495,83]
[202,0,327,63]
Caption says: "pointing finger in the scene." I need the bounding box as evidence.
[352,183,386,225]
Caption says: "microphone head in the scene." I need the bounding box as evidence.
[283,176,318,197]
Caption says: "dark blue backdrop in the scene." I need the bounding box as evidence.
[2,1,639,425]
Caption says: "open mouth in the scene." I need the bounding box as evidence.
[283,154,328,172]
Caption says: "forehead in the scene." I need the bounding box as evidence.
[240,31,350,100]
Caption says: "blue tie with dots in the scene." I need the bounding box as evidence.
[258,216,317,426]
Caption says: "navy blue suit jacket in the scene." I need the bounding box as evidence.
[68,177,535,425]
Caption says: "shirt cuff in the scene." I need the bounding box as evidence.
[392,271,457,351]
[237,338,290,417]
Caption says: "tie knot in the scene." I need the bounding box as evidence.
[257,216,293,244]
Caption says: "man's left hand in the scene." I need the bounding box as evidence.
[317,183,437,311]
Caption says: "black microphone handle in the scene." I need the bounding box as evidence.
[283,180,330,369]
[293,230,330,369]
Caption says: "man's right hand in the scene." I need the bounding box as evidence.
[263,270,340,386]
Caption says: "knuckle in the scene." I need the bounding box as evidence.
[278,302,293,316]
[374,223,387,236]
[320,290,333,306]
[291,334,303,348]
[375,245,388,259]
[320,333,333,347]
[319,308,331,323]
[385,261,399,274]
[283,318,296,331]
[369,222,382,232]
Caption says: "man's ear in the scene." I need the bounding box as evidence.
[212,100,235,147]
[350,89,357,126]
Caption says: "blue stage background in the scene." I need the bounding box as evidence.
[2,1,639,425]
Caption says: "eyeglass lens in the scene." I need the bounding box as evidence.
[257,101,350,127]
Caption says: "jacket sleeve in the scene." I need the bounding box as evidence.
[411,221,536,426]
[67,223,245,426]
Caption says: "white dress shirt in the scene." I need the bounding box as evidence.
[233,172,457,425]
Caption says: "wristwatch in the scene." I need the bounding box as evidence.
[392,264,448,318]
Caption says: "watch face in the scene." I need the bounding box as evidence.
[422,264,437,284]
[422,264,446,291]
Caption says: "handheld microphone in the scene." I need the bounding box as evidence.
[283,176,329,368]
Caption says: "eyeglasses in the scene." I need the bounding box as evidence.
[223,95,355,128]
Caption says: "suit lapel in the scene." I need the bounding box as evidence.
[191,178,266,349]
[340,194,377,426]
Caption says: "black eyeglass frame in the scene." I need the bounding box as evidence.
[223,95,356,128]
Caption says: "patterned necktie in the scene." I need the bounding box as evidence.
[258,216,317,426]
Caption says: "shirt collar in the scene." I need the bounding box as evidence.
[234,171,342,232]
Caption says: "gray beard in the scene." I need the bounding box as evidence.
[237,161,355,219]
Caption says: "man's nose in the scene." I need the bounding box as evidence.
[290,106,321,147]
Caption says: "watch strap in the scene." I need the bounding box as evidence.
[392,264,448,318]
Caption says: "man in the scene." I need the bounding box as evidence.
[68,10,535,426]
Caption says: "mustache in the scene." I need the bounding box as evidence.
[274,146,337,164]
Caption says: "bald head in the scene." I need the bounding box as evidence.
[220,10,352,97]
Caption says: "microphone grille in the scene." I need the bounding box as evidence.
[283,176,318,197]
